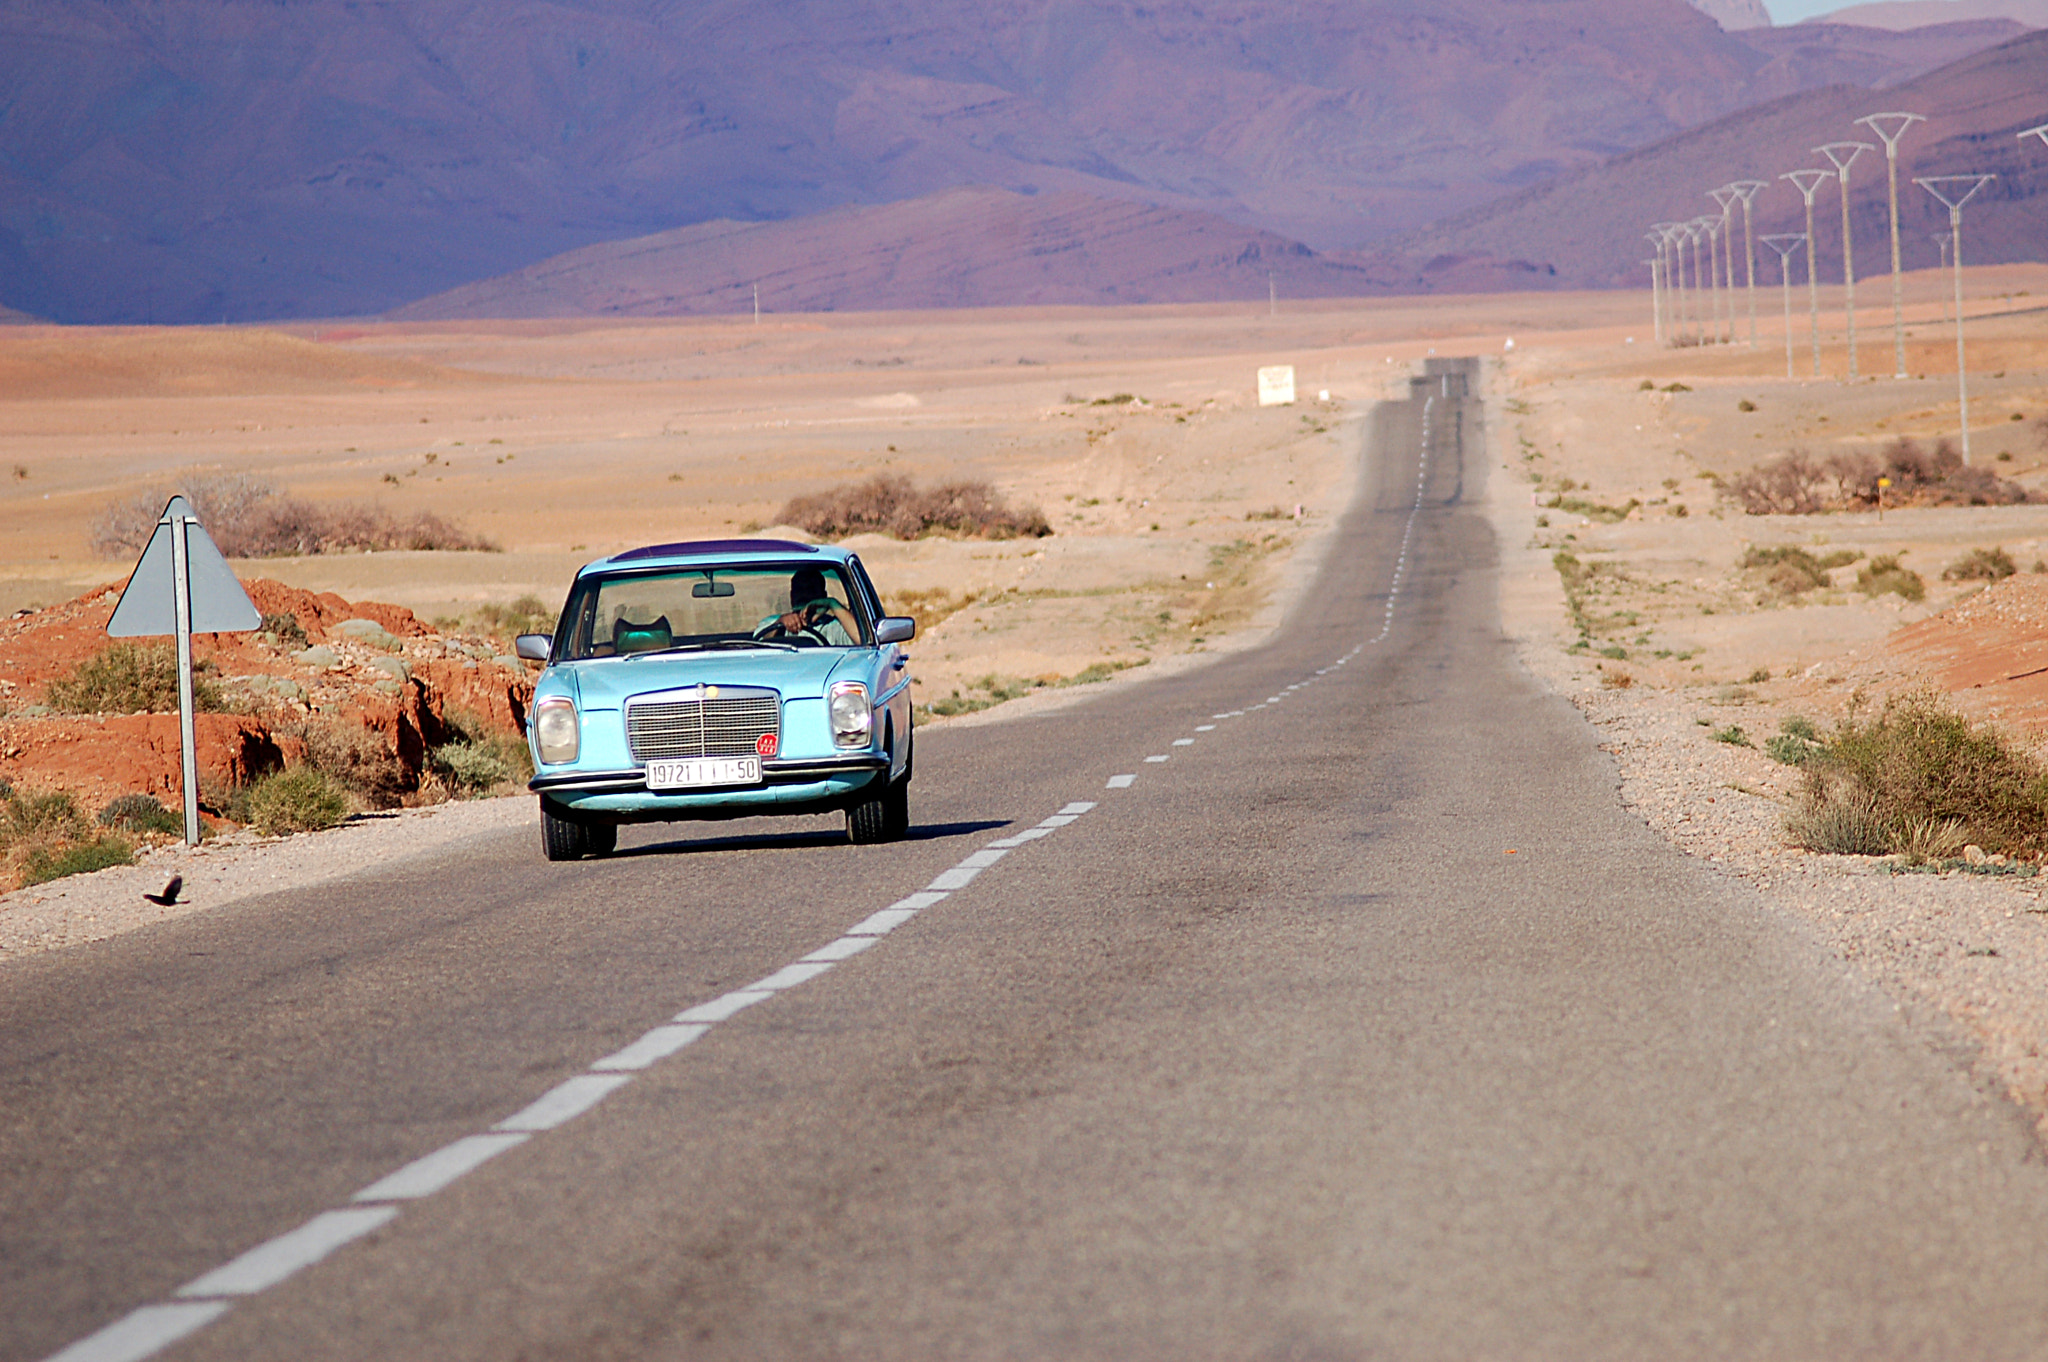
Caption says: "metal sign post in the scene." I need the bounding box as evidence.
[107,496,260,844]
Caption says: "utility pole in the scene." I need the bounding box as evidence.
[1645,236,1667,346]
[1933,233,1952,323]
[1709,187,1740,346]
[1657,223,1688,347]
[2021,123,2048,151]
[1730,180,1765,347]
[1761,236,1805,381]
[1782,169,1833,378]
[1815,142,1874,380]
[1269,271,1277,318]
[1915,175,1995,463]
[1689,220,1713,346]
[1856,113,1925,379]
[752,282,760,324]
[1694,215,1722,345]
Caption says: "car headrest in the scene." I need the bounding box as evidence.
[613,616,673,654]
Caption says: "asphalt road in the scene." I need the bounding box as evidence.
[12,358,2048,1361]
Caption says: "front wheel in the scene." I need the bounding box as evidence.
[847,768,910,845]
[541,799,617,861]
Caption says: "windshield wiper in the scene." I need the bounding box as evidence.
[625,638,797,658]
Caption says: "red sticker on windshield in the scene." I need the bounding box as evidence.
[756,733,778,757]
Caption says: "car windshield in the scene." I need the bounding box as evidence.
[554,563,871,660]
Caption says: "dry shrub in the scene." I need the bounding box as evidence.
[289,718,410,807]
[243,767,350,836]
[45,643,222,714]
[1738,545,1857,597]
[1788,693,2048,858]
[1729,440,2034,516]
[0,786,134,888]
[1943,546,2017,582]
[91,473,497,558]
[1854,554,1924,601]
[779,475,1050,541]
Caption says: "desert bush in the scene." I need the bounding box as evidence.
[881,586,979,632]
[1788,693,2048,857]
[778,475,1051,541]
[260,611,308,646]
[243,767,350,835]
[0,788,133,887]
[429,711,532,797]
[1711,725,1752,747]
[472,595,555,642]
[1855,555,1925,601]
[98,793,182,836]
[21,835,135,885]
[1738,545,1857,596]
[1729,441,2034,517]
[289,718,409,806]
[1942,546,2017,582]
[1786,786,1891,856]
[1727,453,1829,515]
[91,473,497,559]
[1765,716,1823,766]
[45,643,221,714]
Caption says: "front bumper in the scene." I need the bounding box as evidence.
[530,754,889,822]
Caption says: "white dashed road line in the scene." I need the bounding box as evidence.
[43,373,1456,1362]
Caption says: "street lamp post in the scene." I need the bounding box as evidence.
[1667,222,1693,346]
[1915,174,1996,463]
[1816,142,1874,380]
[1856,113,1925,379]
[1782,170,1834,377]
[1762,235,1806,380]
[1730,180,1765,347]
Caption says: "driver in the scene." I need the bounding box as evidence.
[758,566,858,644]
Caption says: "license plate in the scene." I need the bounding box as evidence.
[644,756,761,789]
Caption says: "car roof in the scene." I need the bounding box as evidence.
[578,538,850,575]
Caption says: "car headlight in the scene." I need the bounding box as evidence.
[533,697,580,764]
[829,681,872,749]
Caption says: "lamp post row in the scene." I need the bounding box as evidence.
[1639,116,2047,466]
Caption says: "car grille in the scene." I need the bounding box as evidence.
[626,689,780,762]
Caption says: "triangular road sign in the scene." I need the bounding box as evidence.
[108,496,260,637]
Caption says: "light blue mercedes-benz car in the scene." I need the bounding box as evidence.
[516,539,916,860]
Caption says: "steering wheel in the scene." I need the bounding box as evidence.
[754,604,831,644]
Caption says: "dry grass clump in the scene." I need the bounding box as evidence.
[286,717,411,807]
[0,784,134,888]
[1729,440,2034,516]
[1943,546,2017,582]
[1854,554,1925,601]
[882,586,979,632]
[779,475,1050,541]
[1738,545,1859,597]
[45,643,222,714]
[91,473,496,558]
[427,709,533,798]
[241,768,350,836]
[1787,693,2048,859]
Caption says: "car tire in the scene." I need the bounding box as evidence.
[541,798,612,860]
[848,743,911,845]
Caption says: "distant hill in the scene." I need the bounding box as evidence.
[1690,0,1774,29]
[0,0,2025,324]
[392,186,1566,318]
[1816,0,2048,29]
[1407,29,2048,290]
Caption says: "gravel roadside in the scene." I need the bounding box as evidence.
[1483,363,2048,1144]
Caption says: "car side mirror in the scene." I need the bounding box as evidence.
[874,617,916,645]
[514,633,553,662]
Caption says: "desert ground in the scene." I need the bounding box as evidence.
[9,265,2048,1136]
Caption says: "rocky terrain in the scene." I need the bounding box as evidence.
[0,578,532,814]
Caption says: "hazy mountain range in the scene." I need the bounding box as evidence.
[2,0,2037,324]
